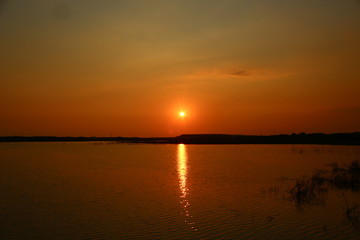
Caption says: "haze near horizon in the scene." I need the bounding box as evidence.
[1,0,359,137]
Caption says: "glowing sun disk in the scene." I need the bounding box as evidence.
[179,111,186,117]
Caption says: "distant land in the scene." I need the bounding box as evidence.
[1,133,360,145]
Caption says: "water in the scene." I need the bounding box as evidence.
[0,143,360,239]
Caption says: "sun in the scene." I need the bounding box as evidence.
[179,111,186,117]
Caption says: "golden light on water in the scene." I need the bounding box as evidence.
[178,144,188,198]
[177,144,196,230]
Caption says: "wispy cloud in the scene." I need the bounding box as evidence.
[232,70,249,77]
[176,67,292,86]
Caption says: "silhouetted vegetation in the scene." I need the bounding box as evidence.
[288,172,327,205]
[1,132,360,145]
[288,160,360,205]
[0,136,171,143]
[174,133,360,145]
[328,161,360,191]
[285,160,360,233]
[343,193,360,232]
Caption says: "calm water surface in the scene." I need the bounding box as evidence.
[1,143,360,239]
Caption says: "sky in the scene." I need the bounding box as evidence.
[0,0,359,137]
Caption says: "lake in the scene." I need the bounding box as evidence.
[1,143,360,239]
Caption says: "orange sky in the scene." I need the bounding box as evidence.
[0,0,359,137]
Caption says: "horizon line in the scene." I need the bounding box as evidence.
[1,132,360,138]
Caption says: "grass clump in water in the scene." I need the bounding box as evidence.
[329,161,360,191]
[288,172,327,205]
[288,160,360,205]
[343,193,360,232]
[345,204,360,231]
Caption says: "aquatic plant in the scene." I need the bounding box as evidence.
[345,204,360,230]
[343,193,360,232]
[284,160,360,235]
[288,160,360,205]
[326,160,360,191]
[288,174,327,205]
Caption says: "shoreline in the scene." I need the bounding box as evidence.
[1,133,359,145]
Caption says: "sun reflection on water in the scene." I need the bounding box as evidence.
[177,144,197,230]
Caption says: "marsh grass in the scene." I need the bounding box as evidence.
[345,204,360,231]
[288,173,327,205]
[343,193,360,232]
[328,161,360,191]
[288,160,360,205]
[285,160,360,234]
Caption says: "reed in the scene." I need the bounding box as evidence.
[343,193,360,231]
[288,160,360,205]
[288,175,326,205]
[329,160,360,191]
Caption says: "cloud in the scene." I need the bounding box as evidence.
[231,70,249,77]
[181,68,251,81]
[142,64,295,90]
[177,67,291,85]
